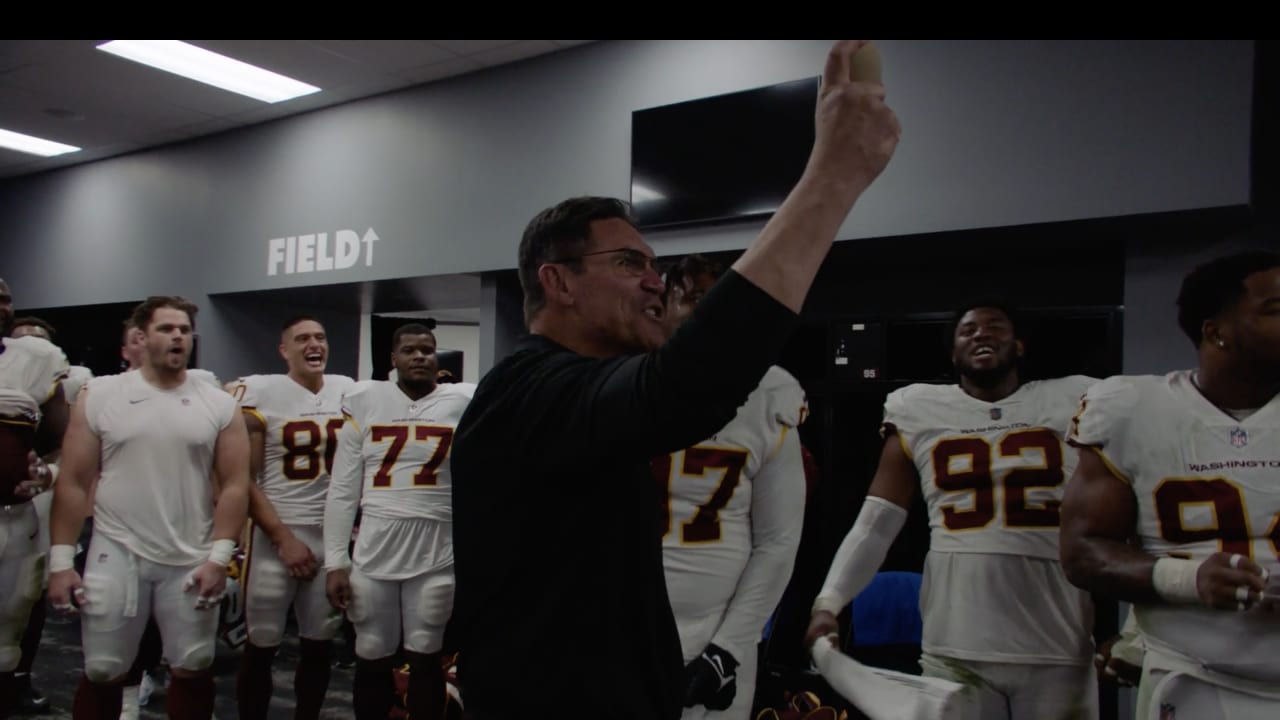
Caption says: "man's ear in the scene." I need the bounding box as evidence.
[538,263,577,310]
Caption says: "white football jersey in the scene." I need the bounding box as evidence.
[1069,371,1280,682]
[325,381,474,578]
[62,365,94,404]
[0,335,69,423]
[0,336,68,497]
[229,374,355,526]
[661,366,807,659]
[86,370,237,566]
[885,376,1096,664]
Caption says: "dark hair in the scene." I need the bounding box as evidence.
[946,299,1020,351]
[518,196,637,325]
[281,315,323,335]
[392,322,436,352]
[663,254,725,298]
[1177,250,1280,347]
[10,316,56,340]
[130,296,198,333]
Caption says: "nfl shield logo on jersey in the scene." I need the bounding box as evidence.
[1230,427,1248,448]
[990,407,1002,420]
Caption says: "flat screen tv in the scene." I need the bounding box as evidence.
[630,76,818,229]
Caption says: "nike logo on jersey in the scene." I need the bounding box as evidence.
[128,398,149,404]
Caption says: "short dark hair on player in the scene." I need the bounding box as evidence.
[663,254,726,299]
[1177,250,1280,348]
[281,315,323,336]
[946,299,1020,351]
[391,320,437,352]
[10,316,56,341]
[130,296,198,333]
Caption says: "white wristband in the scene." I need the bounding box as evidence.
[46,462,59,486]
[208,539,236,568]
[49,544,77,573]
[1152,557,1201,604]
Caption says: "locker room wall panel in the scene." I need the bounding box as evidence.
[0,40,1252,305]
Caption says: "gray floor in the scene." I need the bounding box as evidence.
[17,612,357,719]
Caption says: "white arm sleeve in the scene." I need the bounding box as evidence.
[322,417,365,570]
[709,429,806,660]
[812,496,908,616]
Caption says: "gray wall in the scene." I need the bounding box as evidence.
[0,40,1255,378]
[1123,222,1277,375]
[203,293,362,380]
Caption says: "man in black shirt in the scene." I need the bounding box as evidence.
[450,40,901,719]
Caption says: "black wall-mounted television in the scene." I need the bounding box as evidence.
[630,76,818,230]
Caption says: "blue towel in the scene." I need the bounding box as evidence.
[850,571,922,647]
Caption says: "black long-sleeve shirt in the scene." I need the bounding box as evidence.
[450,269,797,719]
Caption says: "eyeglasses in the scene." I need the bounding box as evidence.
[554,247,659,277]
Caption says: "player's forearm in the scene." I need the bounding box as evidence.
[247,482,290,544]
[211,478,250,543]
[321,496,357,569]
[321,472,360,569]
[731,172,867,313]
[814,496,906,615]
[714,544,801,655]
[1061,536,1161,605]
[49,472,90,547]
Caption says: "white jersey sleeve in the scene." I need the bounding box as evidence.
[709,425,805,661]
[62,366,94,405]
[1066,375,1141,483]
[323,394,367,570]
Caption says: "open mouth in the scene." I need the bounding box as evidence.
[643,305,664,321]
[972,345,996,359]
[304,352,325,367]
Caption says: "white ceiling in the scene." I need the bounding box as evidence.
[0,40,592,181]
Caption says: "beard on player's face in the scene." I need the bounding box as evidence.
[955,352,1019,387]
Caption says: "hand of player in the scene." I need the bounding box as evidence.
[807,40,901,200]
[275,532,319,580]
[184,561,228,611]
[1196,551,1269,611]
[804,609,840,651]
[326,568,352,611]
[1094,634,1141,688]
[683,643,738,710]
[16,450,51,497]
[49,569,86,614]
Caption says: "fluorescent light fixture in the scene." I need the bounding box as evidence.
[97,40,321,104]
[0,128,80,157]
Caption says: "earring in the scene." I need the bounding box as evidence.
[1216,339,1226,348]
